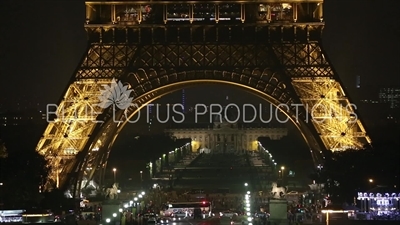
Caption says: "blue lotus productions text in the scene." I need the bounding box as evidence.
[46,103,358,124]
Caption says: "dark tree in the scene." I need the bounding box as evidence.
[318,149,370,202]
[129,134,178,160]
[319,141,400,203]
[41,188,72,212]
[367,141,400,187]
[0,146,49,208]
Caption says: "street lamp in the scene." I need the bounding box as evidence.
[369,179,373,183]
[140,170,143,188]
[244,183,248,187]
[113,168,117,183]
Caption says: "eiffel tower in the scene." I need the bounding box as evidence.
[36,0,371,195]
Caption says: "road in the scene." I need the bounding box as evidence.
[75,216,236,225]
[151,217,233,225]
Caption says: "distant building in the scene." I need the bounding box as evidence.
[0,110,45,127]
[165,111,288,153]
[379,87,400,109]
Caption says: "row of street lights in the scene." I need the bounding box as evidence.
[279,166,285,179]
[244,182,253,225]
[105,191,146,223]
[257,142,287,180]
[110,142,190,184]
[257,141,278,167]
[111,168,143,186]
[113,168,116,183]
[110,142,190,189]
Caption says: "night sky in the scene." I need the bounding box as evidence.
[0,0,399,111]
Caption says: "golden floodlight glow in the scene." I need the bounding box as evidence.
[35,7,371,191]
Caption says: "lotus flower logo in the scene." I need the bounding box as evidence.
[97,78,133,110]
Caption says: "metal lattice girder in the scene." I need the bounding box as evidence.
[272,43,334,77]
[77,116,123,190]
[36,22,372,192]
[291,77,371,151]
[36,79,115,189]
[125,68,295,105]
[134,44,274,68]
[78,44,137,79]
[270,36,371,151]
[121,69,323,160]
[77,43,284,77]
[36,43,139,189]
[78,68,325,185]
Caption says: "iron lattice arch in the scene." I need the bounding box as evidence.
[36,23,371,192]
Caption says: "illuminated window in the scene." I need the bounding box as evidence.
[166,4,190,21]
[115,4,153,24]
[379,87,400,109]
[219,4,241,21]
[257,3,293,22]
[193,4,215,21]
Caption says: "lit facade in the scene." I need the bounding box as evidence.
[357,191,400,215]
[165,120,287,153]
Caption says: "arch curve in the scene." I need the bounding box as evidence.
[124,68,293,110]
[76,68,325,191]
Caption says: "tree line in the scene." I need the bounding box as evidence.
[311,141,400,203]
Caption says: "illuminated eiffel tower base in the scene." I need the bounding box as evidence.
[35,0,371,197]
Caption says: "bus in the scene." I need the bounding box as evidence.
[164,201,212,219]
[0,209,55,223]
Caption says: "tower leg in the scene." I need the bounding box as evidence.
[98,167,104,191]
